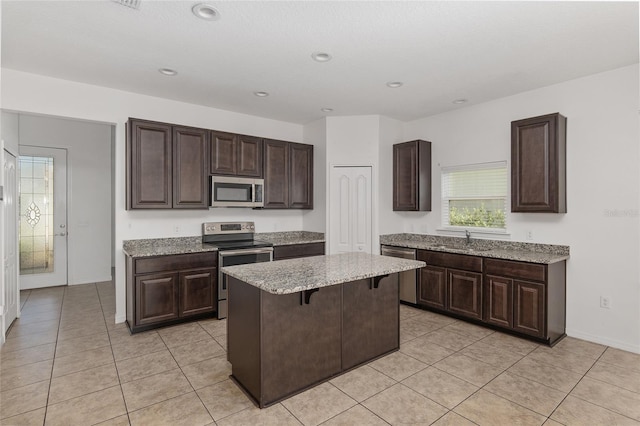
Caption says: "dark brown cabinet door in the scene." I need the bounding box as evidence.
[448,269,482,320]
[393,140,431,211]
[511,113,566,213]
[260,285,342,405]
[135,272,179,325]
[289,143,313,209]
[179,268,216,317]
[418,265,447,310]
[342,275,399,370]
[513,280,545,337]
[263,139,289,208]
[210,131,237,176]
[237,135,263,177]
[484,275,513,328]
[173,126,209,209]
[127,119,172,209]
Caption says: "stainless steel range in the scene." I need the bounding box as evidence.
[202,221,273,319]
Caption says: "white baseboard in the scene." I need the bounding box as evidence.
[115,313,126,324]
[566,328,640,354]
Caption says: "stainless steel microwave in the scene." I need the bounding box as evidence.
[210,176,264,208]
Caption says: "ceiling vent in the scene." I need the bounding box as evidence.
[112,0,141,10]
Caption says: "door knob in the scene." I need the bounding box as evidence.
[55,232,66,236]
[60,224,66,228]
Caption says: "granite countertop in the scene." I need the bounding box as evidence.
[380,234,569,264]
[255,231,325,246]
[122,236,218,257]
[123,231,325,258]
[222,252,425,295]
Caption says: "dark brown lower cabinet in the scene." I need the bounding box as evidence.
[483,258,561,342]
[417,250,483,320]
[227,273,400,408]
[342,275,399,370]
[179,269,216,317]
[447,269,482,320]
[484,275,513,328]
[135,272,179,326]
[126,252,217,333]
[412,248,566,345]
[418,265,446,309]
[513,280,545,337]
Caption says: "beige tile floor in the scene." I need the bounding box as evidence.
[1,282,640,425]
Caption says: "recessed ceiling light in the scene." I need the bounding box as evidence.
[452,98,468,104]
[321,108,333,113]
[159,68,177,76]
[192,3,220,20]
[386,81,403,88]
[311,52,332,62]
[253,91,269,97]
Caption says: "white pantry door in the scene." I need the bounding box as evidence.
[19,146,68,289]
[3,150,19,337]
[329,166,372,254]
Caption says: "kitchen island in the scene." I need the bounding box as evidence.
[221,252,425,408]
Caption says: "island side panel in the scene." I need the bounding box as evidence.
[260,286,342,407]
[342,274,399,370]
[227,276,262,403]
[547,260,567,345]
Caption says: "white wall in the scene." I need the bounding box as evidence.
[302,118,327,233]
[16,114,112,284]
[1,112,19,156]
[1,69,305,325]
[400,64,640,352]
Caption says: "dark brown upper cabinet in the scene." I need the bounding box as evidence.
[210,131,263,177]
[393,140,432,211]
[263,139,313,209]
[127,119,172,209]
[126,119,209,210]
[173,126,209,209]
[511,113,567,213]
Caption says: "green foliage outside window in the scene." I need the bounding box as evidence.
[449,203,506,229]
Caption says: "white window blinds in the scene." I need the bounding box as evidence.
[441,161,508,230]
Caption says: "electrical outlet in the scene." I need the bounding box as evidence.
[600,296,611,309]
[174,225,180,234]
[526,230,534,240]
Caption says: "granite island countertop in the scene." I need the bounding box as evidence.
[123,231,325,258]
[380,233,569,264]
[222,252,425,295]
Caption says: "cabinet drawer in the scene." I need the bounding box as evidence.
[484,259,546,283]
[135,252,217,275]
[417,250,482,273]
[274,242,325,260]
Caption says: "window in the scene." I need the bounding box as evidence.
[441,161,507,231]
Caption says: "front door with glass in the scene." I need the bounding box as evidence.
[18,146,68,289]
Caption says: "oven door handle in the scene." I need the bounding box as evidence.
[218,247,274,258]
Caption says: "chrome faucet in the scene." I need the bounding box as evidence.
[465,230,471,245]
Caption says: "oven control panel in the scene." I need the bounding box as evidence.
[202,221,255,235]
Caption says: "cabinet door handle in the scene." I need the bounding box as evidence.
[371,274,389,290]
[300,288,319,305]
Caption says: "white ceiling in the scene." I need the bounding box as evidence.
[2,1,638,124]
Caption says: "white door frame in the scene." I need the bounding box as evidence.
[19,145,68,289]
[328,164,374,255]
[2,148,20,342]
